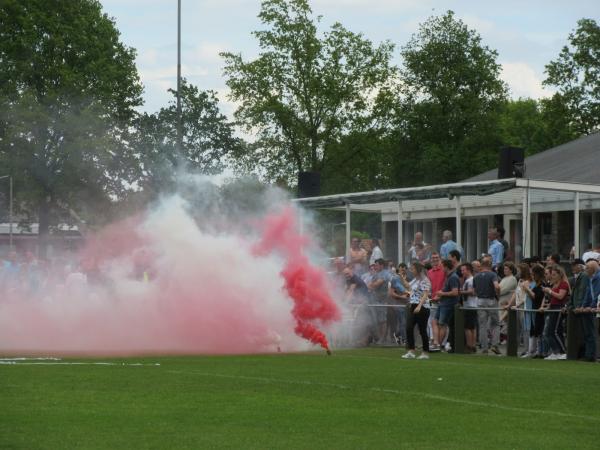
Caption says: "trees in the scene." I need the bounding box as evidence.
[132,80,243,195]
[544,18,600,135]
[397,11,508,184]
[221,0,396,187]
[497,99,549,156]
[497,98,579,156]
[0,0,142,256]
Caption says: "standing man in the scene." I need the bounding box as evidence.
[349,238,368,275]
[576,260,600,362]
[433,260,461,352]
[408,232,431,263]
[368,258,392,343]
[474,257,501,354]
[496,226,510,261]
[569,258,589,359]
[487,228,505,270]
[427,252,446,351]
[460,263,478,353]
[369,239,384,266]
[440,230,459,260]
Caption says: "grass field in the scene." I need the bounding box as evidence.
[1,348,599,449]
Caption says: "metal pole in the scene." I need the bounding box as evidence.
[574,191,580,258]
[9,176,12,249]
[455,196,461,255]
[397,200,403,263]
[345,203,351,263]
[522,182,531,258]
[176,0,182,152]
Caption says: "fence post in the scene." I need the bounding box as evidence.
[566,309,580,360]
[405,304,413,350]
[506,308,518,357]
[453,304,465,354]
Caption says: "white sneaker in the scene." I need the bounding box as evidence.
[520,353,532,359]
[544,353,559,360]
[417,353,430,360]
[557,353,567,360]
[444,342,452,352]
[402,351,416,359]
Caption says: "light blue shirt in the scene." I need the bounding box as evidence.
[440,240,459,259]
[488,240,504,266]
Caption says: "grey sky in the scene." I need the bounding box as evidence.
[100,0,600,114]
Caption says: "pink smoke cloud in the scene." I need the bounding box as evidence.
[0,195,340,356]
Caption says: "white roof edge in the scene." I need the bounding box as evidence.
[293,178,519,204]
[516,178,600,194]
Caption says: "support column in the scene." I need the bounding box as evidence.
[522,183,531,258]
[455,196,462,255]
[345,203,351,262]
[397,200,404,263]
[574,192,581,258]
[593,212,598,248]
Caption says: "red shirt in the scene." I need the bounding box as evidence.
[428,265,446,299]
[550,281,569,306]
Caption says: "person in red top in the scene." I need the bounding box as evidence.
[541,264,570,360]
[427,252,446,351]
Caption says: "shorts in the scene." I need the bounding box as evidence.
[435,304,455,326]
[464,310,478,330]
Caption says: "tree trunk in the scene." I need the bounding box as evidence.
[38,198,50,260]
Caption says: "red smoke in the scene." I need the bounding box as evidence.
[0,198,340,356]
[254,207,341,351]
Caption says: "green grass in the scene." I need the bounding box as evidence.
[1,348,599,449]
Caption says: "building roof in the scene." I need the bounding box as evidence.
[465,132,600,184]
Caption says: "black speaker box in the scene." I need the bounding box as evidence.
[498,146,525,179]
[297,172,321,198]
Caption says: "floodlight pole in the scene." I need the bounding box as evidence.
[176,0,182,153]
[0,175,12,249]
[9,175,12,249]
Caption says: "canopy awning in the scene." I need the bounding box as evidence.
[293,179,518,209]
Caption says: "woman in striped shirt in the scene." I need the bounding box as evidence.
[402,262,432,360]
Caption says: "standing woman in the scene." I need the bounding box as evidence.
[509,264,534,357]
[542,265,570,360]
[522,265,547,358]
[402,262,432,360]
[498,262,518,344]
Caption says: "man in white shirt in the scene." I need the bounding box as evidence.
[369,238,384,265]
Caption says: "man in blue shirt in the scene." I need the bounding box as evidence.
[440,230,460,259]
[433,259,461,351]
[577,259,600,361]
[368,259,393,343]
[487,228,504,269]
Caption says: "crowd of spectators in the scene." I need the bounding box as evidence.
[335,229,600,363]
[0,249,154,301]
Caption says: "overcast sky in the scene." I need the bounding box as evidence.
[100,0,600,115]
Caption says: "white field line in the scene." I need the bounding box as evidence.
[0,361,160,366]
[168,369,600,423]
[335,353,574,375]
[370,388,599,422]
[0,357,61,361]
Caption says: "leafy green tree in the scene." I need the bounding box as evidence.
[497,99,549,155]
[0,0,142,256]
[221,0,396,186]
[132,80,243,195]
[544,18,600,135]
[498,98,579,156]
[397,11,508,184]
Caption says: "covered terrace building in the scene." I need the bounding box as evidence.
[295,132,600,264]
